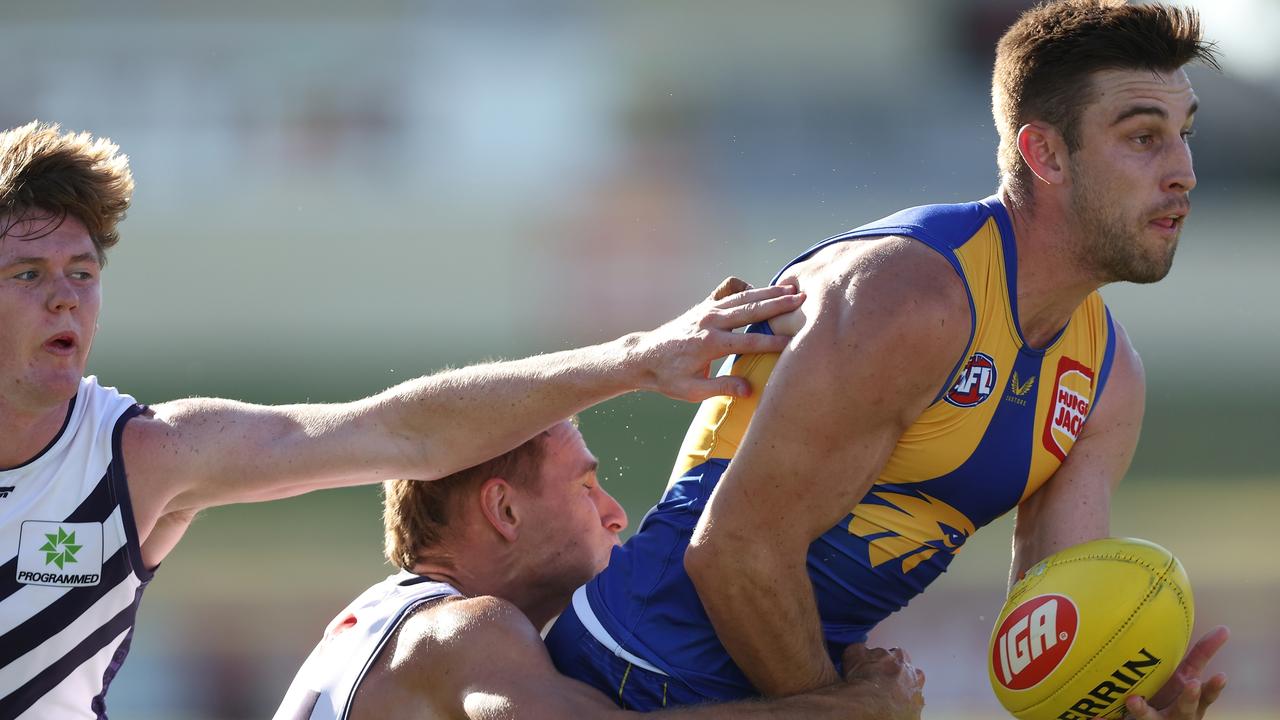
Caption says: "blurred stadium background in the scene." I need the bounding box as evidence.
[4,1,1277,717]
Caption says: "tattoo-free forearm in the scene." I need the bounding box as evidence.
[372,336,641,480]
[685,542,840,697]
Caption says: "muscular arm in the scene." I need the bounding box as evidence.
[684,238,970,696]
[1009,321,1144,586]
[353,596,922,720]
[126,279,800,566]
[1010,325,1231,720]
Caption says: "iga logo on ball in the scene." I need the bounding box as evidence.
[987,538,1194,720]
[992,594,1078,690]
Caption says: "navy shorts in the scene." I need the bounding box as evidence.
[545,601,715,711]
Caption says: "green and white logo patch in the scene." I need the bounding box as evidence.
[17,521,104,587]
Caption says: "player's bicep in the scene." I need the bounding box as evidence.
[697,243,971,551]
[1011,323,1145,584]
[131,397,399,515]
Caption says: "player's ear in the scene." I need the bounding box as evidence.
[1017,122,1067,186]
[478,477,520,543]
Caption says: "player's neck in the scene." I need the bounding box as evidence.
[0,398,73,470]
[415,553,567,629]
[1002,189,1105,348]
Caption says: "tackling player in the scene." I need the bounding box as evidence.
[276,420,925,719]
[0,121,802,719]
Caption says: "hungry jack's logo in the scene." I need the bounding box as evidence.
[1043,357,1095,462]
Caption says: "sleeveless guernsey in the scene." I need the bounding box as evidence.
[275,571,460,720]
[547,196,1119,705]
[0,377,150,719]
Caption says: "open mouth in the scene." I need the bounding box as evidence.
[43,333,78,355]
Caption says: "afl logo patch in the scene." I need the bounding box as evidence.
[946,352,998,407]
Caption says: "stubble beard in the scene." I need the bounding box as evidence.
[1069,169,1178,285]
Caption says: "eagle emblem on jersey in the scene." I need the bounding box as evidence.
[1043,357,1095,462]
[847,490,977,574]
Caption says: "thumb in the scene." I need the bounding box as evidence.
[693,375,752,400]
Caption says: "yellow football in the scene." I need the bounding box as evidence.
[987,537,1194,720]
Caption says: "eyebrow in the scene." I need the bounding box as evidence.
[3,253,100,267]
[1111,99,1199,126]
[579,459,600,478]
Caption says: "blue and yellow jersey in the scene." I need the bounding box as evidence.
[560,196,1118,702]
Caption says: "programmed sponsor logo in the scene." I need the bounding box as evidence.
[992,594,1078,690]
[945,352,998,408]
[1043,357,1095,462]
[16,520,104,587]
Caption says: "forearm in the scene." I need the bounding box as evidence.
[686,546,838,696]
[374,335,643,479]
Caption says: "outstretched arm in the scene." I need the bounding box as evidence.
[684,239,970,696]
[378,597,923,720]
[125,278,801,565]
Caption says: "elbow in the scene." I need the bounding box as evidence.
[684,529,729,591]
[684,524,759,592]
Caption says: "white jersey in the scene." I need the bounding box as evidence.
[275,571,461,720]
[0,377,150,720]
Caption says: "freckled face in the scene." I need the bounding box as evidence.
[0,214,101,410]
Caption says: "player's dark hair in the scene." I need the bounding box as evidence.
[0,121,134,264]
[993,0,1219,202]
[382,426,555,571]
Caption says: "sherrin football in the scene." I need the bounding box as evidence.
[987,537,1194,720]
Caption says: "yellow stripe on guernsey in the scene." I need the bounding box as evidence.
[668,205,1112,576]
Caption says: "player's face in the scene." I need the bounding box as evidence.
[1066,67,1198,284]
[0,214,101,411]
[522,421,627,592]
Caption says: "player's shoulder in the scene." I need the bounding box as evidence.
[1102,312,1146,392]
[396,594,541,665]
[784,234,969,335]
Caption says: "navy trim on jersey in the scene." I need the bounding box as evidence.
[109,405,153,582]
[0,395,77,472]
[0,542,134,668]
[1088,307,1120,415]
[981,196,1070,354]
[0,468,116,604]
[339,592,454,720]
[0,598,138,719]
[93,584,148,719]
[771,201,995,406]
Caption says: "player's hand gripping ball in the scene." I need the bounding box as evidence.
[987,538,1193,720]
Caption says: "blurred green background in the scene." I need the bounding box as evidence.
[4,1,1277,717]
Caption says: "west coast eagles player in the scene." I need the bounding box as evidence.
[546,3,1229,718]
[0,121,805,719]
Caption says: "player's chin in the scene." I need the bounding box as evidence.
[31,368,83,403]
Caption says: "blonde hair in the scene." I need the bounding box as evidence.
[0,121,134,263]
[382,429,553,571]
